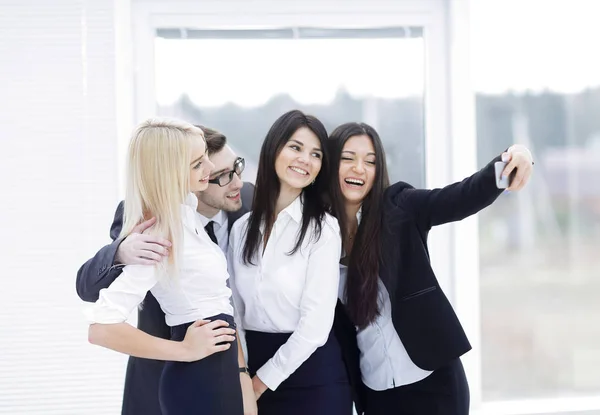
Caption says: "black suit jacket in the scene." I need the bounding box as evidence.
[336,154,505,413]
[76,182,254,415]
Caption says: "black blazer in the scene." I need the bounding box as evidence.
[76,182,254,415]
[337,154,505,412]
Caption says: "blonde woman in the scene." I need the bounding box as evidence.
[86,119,254,415]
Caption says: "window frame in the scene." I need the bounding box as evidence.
[130,1,600,413]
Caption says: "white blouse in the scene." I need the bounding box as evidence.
[85,193,233,327]
[228,196,342,390]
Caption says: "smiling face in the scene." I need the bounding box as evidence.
[197,144,244,214]
[274,127,323,194]
[338,134,377,205]
[189,136,214,193]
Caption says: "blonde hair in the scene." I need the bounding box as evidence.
[120,118,205,278]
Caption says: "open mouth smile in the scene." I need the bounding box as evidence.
[289,166,309,176]
[344,177,365,187]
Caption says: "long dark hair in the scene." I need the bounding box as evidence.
[243,110,330,265]
[327,122,390,329]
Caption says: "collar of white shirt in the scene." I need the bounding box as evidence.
[197,208,227,231]
[269,194,303,225]
[282,195,303,223]
[257,194,303,236]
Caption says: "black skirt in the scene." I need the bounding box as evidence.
[364,358,470,415]
[246,329,353,415]
[159,313,243,415]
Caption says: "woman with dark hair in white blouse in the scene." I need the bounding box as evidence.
[228,110,352,415]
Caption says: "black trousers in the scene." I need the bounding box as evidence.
[245,330,353,415]
[159,314,243,415]
[364,358,470,415]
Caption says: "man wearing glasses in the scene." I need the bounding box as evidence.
[75,126,254,415]
[196,126,249,254]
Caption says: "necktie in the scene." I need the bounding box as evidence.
[204,221,218,245]
[205,220,232,294]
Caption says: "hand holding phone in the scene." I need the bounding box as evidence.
[494,161,514,189]
[495,147,534,190]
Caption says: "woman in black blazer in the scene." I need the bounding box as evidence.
[327,122,533,415]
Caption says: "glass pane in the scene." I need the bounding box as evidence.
[473,0,600,401]
[154,28,426,186]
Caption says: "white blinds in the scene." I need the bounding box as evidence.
[0,0,131,413]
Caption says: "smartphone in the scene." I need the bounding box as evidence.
[494,161,513,189]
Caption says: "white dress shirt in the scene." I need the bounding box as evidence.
[197,209,229,254]
[86,193,233,327]
[228,196,342,390]
[338,207,433,390]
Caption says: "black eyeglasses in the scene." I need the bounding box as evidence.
[208,157,245,187]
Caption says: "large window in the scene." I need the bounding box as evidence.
[472,0,600,406]
[154,28,426,186]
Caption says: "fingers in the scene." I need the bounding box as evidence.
[190,319,232,331]
[508,163,532,191]
[140,234,172,249]
[204,319,231,330]
[138,236,171,260]
[139,249,164,262]
[501,158,518,179]
[508,167,525,190]
[212,343,232,353]
[212,334,236,344]
[212,327,237,337]
[128,232,172,250]
[131,217,157,234]
[503,146,534,191]
[189,319,236,344]
[506,153,533,191]
[190,319,210,328]
[124,234,171,263]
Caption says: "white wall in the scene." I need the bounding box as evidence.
[0,0,129,413]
